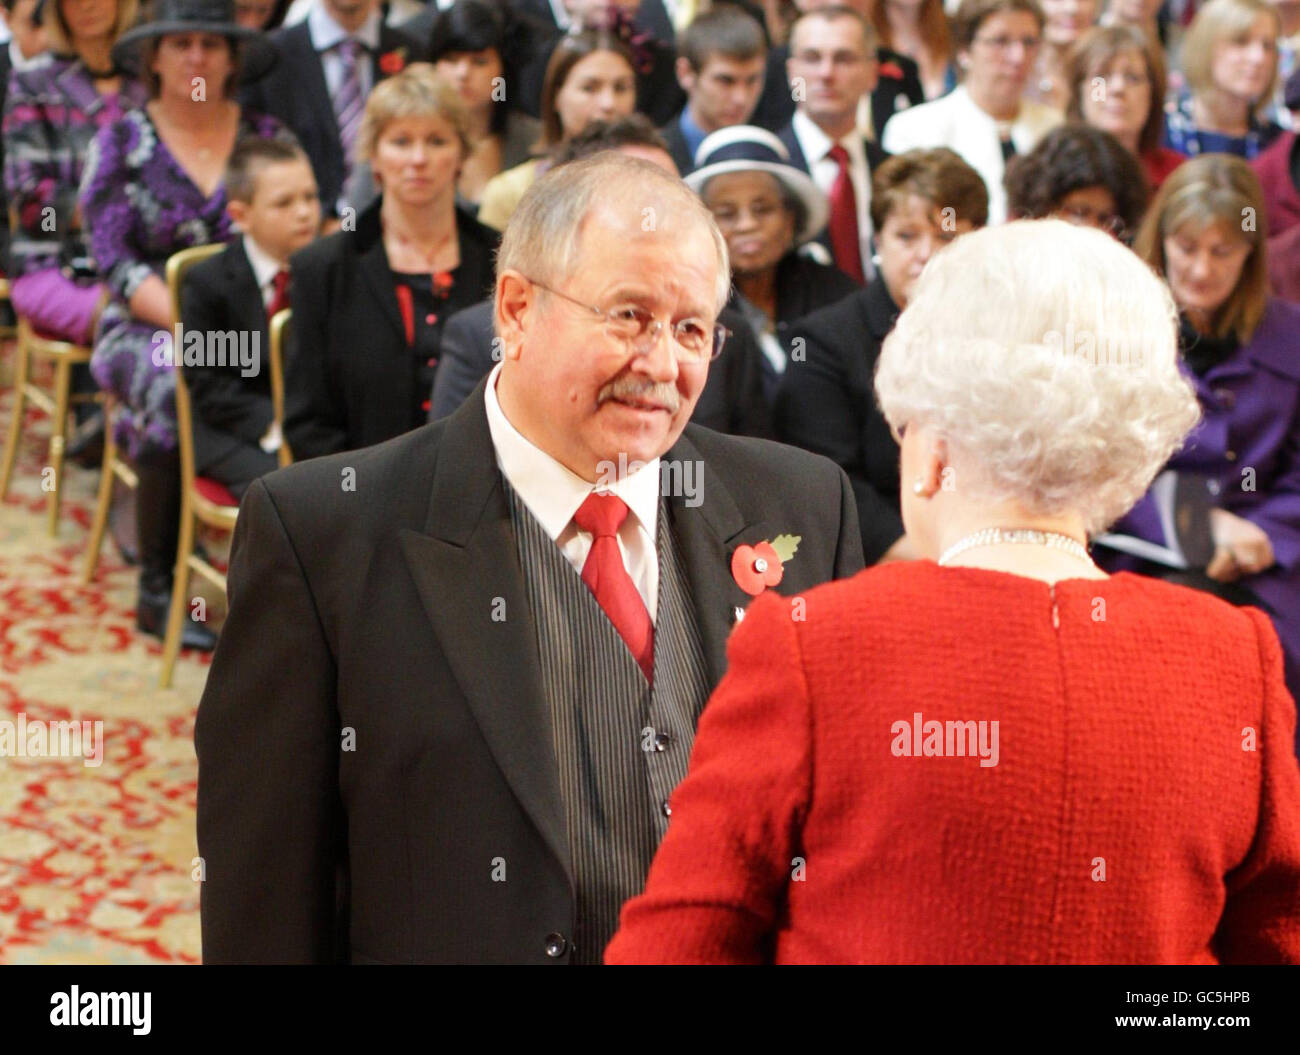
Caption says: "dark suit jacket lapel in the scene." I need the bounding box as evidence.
[284,22,337,151]
[397,384,571,888]
[354,206,408,343]
[778,124,810,173]
[663,431,764,686]
[224,243,268,339]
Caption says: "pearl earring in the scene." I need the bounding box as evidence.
[912,480,925,495]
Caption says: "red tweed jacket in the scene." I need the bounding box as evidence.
[605,562,1300,964]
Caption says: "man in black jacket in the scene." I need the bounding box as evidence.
[196,152,862,964]
[181,138,321,498]
[240,0,418,218]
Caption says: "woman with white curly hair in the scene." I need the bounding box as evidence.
[606,219,1300,965]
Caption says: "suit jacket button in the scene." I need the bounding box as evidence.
[661,800,672,817]
[544,933,568,958]
[653,731,672,751]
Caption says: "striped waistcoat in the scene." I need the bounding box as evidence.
[506,484,712,964]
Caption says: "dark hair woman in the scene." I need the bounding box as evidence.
[425,0,541,209]
[475,29,636,232]
[1004,123,1149,239]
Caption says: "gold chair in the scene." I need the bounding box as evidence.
[0,314,99,535]
[160,243,235,689]
[82,397,138,584]
[268,306,293,468]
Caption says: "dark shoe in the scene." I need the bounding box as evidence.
[67,415,105,469]
[136,587,218,652]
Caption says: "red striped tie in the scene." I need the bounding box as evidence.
[574,492,654,683]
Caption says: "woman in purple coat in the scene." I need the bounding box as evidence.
[78,0,285,650]
[1105,154,1300,714]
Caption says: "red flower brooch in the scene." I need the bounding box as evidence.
[731,535,801,597]
[379,48,407,75]
[879,61,904,79]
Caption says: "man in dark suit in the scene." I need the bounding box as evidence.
[658,3,766,174]
[195,152,863,965]
[241,0,419,218]
[776,6,889,282]
[749,0,924,136]
[181,138,321,499]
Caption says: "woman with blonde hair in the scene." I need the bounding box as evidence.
[284,62,499,460]
[1164,0,1285,159]
[606,218,1300,964]
[1103,154,1300,708]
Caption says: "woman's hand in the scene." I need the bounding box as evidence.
[1206,508,1275,581]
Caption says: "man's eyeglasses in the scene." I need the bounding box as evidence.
[528,278,729,363]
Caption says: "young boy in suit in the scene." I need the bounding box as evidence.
[181,137,321,499]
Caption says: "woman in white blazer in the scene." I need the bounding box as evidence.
[882,0,1064,222]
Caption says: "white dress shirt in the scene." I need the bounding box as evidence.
[881,85,1064,225]
[307,2,382,99]
[242,235,287,310]
[792,109,875,281]
[483,363,662,621]
[285,0,424,28]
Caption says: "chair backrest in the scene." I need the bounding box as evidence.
[166,243,227,494]
[268,307,292,467]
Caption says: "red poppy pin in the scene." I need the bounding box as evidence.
[879,61,904,79]
[731,534,801,597]
[379,47,407,75]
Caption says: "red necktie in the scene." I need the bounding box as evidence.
[574,492,654,683]
[266,269,291,319]
[826,144,865,284]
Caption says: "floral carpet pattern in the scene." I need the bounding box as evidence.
[0,353,220,964]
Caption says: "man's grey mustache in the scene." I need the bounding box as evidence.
[597,376,681,413]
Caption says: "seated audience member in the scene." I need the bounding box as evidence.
[4,0,144,345]
[687,125,858,401]
[1099,0,1165,46]
[181,137,320,497]
[426,0,542,210]
[1066,25,1185,189]
[429,115,775,439]
[751,0,925,139]
[1004,123,1148,237]
[776,147,987,564]
[606,219,1300,966]
[883,0,1064,224]
[3,0,146,464]
[1,0,48,71]
[1025,0,1098,111]
[240,0,420,219]
[1164,0,1284,160]
[1103,154,1300,706]
[476,28,637,231]
[196,152,863,966]
[871,0,958,99]
[80,0,284,651]
[661,3,768,175]
[779,6,890,281]
[512,0,685,126]
[284,64,499,460]
[1250,67,1300,235]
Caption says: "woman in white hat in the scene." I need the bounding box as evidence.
[686,124,859,402]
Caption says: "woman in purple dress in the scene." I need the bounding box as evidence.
[3,0,147,344]
[79,0,286,650]
[1106,154,1300,730]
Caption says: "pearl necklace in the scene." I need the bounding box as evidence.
[937,528,1093,568]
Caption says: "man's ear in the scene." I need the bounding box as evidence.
[675,55,696,94]
[226,198,249,231]
[495,270,535,362]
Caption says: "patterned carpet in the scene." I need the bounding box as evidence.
[0,349,222,964]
